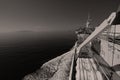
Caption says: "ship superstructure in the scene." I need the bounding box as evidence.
[69,6,120,80]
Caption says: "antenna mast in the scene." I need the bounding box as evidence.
[86,13,91,28]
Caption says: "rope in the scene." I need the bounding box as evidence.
[112,25,116,66]
[94,57,110,80]
[88,59,98,80]
[107,26,110,64]
[81,58,87,80]
[80,58,85,80]
[79,58,81,80]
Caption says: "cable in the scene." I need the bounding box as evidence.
[88,59,98,80]
[94,57,110,80]
[112,25,116,66]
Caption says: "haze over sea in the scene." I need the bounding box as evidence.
[0,31,75,80]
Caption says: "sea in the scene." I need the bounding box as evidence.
[0,31,76,80]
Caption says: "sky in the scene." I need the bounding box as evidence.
[0,0,120,33]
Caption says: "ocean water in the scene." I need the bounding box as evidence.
[0,31,76,80]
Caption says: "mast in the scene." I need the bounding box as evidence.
[86,13,91,28]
